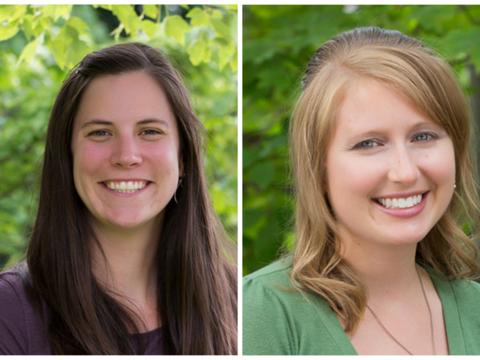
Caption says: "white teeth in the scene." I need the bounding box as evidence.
[105,181,148,193]
[376,194,423,209]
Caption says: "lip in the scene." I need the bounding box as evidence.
[373,191,429,218]
[99,180,152,197]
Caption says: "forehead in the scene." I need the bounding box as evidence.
[74,71,176,128]
[332,78,437,139]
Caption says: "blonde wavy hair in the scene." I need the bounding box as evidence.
[290,27,480,334]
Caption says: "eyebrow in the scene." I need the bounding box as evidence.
[80,118,171,129]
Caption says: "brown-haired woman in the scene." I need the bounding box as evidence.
[243,27,480,355]
[0,43,237,355]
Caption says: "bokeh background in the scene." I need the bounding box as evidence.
[0,5,238,270]
[243,5,480,275]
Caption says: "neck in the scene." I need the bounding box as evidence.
[89,216,162,304]
[341,232,419,300]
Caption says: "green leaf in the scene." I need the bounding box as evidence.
[165,15,190,45]
[67,16,90,35]
[187,38,207,65]
[0,5,19,22]
[111,5,142,36]
[51,25,75,70]
[0,22,19,41]
[18,38,38,64]
[186,7,202,19]
[143,5,158,19]
[180,5,190,10]
[65,40,90,69]
[0,5,26,23]
[93,5,112,11]
[22,14,35,41]
[249,162,275,190]
[190,10,210,27]
[211,9,223,19]
[42,5,72,21]
[442,27,480,73]
[54,5,72,21]
[218,43,232,70]
[230,52,237,72]
[142,20,159,39]
[211,18,231,39]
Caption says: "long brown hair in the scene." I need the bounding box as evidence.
[20,42,237,354]
[290,27,479,333]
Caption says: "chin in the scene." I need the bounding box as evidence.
[383,233,429,247]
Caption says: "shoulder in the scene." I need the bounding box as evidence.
[243,259,304,311]
[426,267,480,305]
[446,277,480,312]
[243,258,293,291]
[243,259,332,355]
[0,270,30,354]
[0,270,27,309]
[0,270,50,355]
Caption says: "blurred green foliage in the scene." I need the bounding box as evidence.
[0,5,237,270]
[243,5,480,275]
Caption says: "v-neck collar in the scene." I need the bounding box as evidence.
[308,266,463,355]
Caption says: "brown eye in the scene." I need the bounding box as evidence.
[140,129,162,135]
[89,130,110,137]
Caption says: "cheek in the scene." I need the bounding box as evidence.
[145,142,181,172]
[419,141,456,187]
[72,144,110,188]
[327,154,381,205]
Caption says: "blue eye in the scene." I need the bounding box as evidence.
[413,132,436,142]
[354,140,378,150]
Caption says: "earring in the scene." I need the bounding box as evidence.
[174,175,184,204]
[454,184,457,189]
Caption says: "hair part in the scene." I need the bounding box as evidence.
[290,27,479,333]
[23,42,237,354]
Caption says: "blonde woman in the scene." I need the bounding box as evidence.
[243,27,480,355]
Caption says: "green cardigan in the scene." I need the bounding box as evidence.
[243,259,480,355]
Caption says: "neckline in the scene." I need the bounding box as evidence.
[311,265,463,355]
[131,326,164,339]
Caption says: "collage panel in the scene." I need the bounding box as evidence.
[0,4,237,355]
[243,4,480,356]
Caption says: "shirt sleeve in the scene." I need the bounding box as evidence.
[0,275,29,355]
[242,276,295,355]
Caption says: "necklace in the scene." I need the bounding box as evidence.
[366,266,436,355]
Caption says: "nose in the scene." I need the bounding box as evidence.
[110,135,142,168]
[387,146,420,185]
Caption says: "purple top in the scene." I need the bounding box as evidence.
[0,271,165,355]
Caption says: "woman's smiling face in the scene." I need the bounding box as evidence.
[71,71,182,231]
[326,78,455,248]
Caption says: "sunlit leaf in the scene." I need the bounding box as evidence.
[165,15,190,45]
[0,22,19,41]
[211,18,231,39]
[187,38,207,65]
[143,5,158,20]
[111,5,142,36]
[18,38,38,64]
